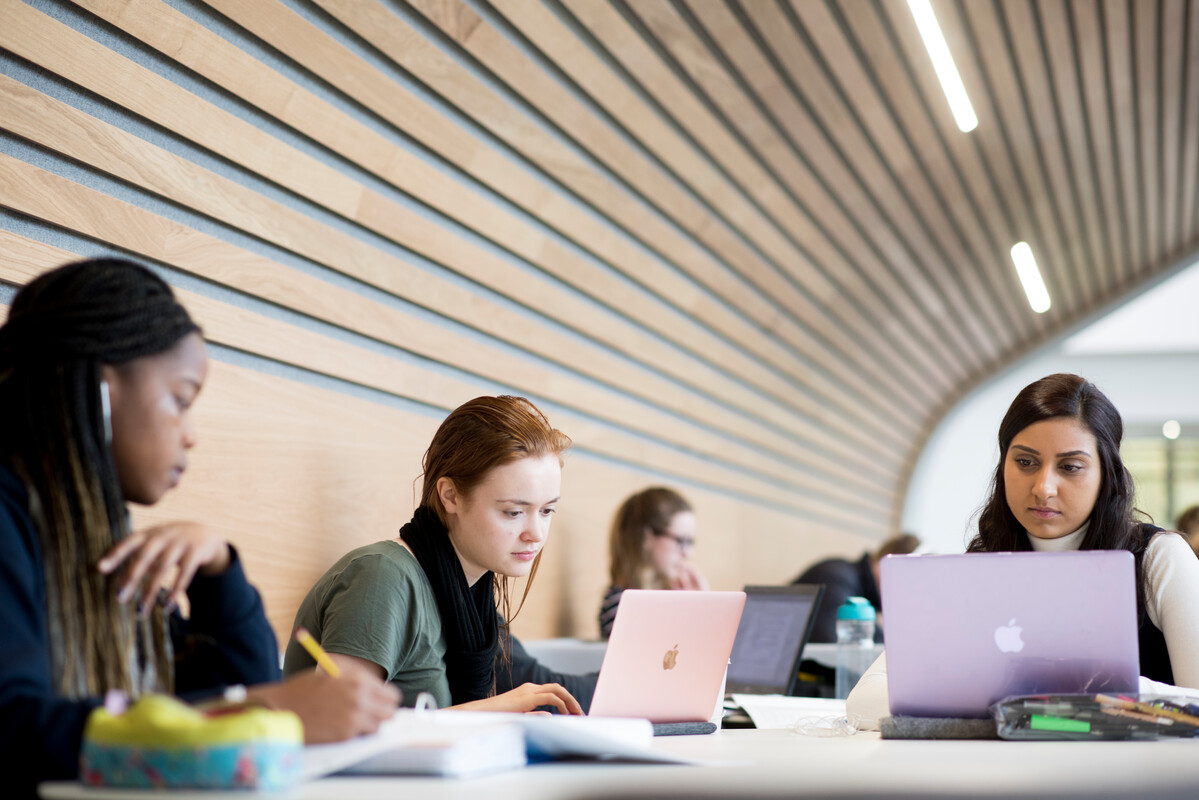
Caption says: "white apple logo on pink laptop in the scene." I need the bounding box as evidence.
[994,618,1025,653]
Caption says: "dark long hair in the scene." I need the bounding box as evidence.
[968,374,1150,611]
[0,258,200,698]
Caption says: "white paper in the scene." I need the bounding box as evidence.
[728,694,848,730]
[302,711,524,779]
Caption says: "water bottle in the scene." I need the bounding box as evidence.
[834,596,876,700]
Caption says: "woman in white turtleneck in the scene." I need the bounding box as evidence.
[847,373,1199,729]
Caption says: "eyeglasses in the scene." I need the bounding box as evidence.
[653,529,695,552]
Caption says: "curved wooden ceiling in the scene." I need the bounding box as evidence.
[390,0,1199,520]
[1,0,1197,542]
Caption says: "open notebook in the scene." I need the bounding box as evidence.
[302,709,689,779]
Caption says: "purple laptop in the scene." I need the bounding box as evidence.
[880,551,1140,718]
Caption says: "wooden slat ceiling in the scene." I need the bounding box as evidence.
[399,0,1199,515]
[2,0,1197,540]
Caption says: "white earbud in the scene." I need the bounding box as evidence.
[99,378,112,446]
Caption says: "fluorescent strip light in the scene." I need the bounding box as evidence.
[1010,242,1051,313]
[907,0,978,132]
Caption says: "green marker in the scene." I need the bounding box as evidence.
[1030,714,1090,733]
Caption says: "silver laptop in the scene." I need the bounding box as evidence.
[881,551,1140,718]
[725,584,824,695]
[589,589,746,723]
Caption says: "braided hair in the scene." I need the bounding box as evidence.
[0,258,200,698]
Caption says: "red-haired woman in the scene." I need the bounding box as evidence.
[284,396,585,713]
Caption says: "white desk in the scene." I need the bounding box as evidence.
[41,727,1199,799]
[800,641,884,670]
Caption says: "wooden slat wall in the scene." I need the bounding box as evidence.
[2,0,1198,640]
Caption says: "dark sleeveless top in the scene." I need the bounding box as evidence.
[1137,526,1173,684]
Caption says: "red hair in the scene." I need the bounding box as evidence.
[418,396,571,625]
[420,395,571,523]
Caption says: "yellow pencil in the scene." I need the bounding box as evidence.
[294,627,341,678]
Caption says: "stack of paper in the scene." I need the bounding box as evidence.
[728,694,849,730]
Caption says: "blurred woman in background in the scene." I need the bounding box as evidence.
[598,486,709,639]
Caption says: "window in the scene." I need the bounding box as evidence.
[1124,430,1199,529]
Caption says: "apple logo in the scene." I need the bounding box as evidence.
[994,618,1025,653]
[662,643,679,670]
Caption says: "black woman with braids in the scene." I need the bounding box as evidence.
[0,259,399,796]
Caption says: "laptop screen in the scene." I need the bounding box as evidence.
[725,584,824,695]
[589,589,748,723]
[881,551,1139,718]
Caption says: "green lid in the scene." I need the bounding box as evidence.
[836,596,876,621]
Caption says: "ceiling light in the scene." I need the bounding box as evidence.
[1010,242,1051,313]
[1163,420,1181,440]
[907,0,978,132]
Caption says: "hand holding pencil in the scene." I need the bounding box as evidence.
[246,642,399,744]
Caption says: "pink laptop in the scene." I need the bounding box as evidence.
[881,551,1140,718]
[589,590,746,723]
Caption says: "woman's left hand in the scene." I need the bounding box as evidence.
[452,682,585,715]
[97,521,231,616]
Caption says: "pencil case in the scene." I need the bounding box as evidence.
[80,693,303,791]
[992,692,1199,740]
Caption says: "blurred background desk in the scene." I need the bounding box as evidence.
[522,638,608,674]
[521,639,886,698]
[799,642,884,670]
[521,639,885,673]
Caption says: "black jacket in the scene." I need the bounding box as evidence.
[0,464,280,797]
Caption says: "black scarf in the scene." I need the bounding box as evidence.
[400,506,497,704]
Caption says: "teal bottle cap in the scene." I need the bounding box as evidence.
[836,596,876,620]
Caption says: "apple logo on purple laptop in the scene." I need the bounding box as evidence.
[994,619,1025,653]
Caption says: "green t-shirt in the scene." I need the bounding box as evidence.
[284,541,451,709]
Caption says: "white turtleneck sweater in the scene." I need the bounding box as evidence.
[846,525,1199,729]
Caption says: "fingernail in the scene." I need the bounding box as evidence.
[117,587,131,603]
[137,601,147,618]
[97,559,112,574]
